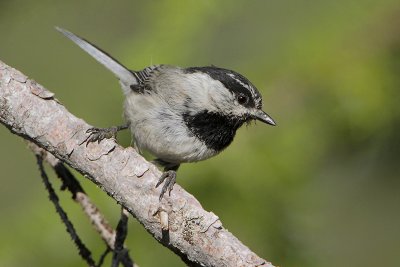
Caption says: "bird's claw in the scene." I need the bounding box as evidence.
[156,170,177,201]
[80,127,118,146]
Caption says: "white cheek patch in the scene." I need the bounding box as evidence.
[184,73,231,112]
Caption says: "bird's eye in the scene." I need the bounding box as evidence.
[237,94,248,105]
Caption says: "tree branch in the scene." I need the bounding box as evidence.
[35,153,96,267]
[29,143,137,267]
[0,60,274,267]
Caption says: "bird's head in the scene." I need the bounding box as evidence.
[184,66,276,128]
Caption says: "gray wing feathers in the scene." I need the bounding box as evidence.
[56,27,138,93]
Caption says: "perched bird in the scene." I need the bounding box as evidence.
[56,27,276,200]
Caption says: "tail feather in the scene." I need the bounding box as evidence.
[56,27,137,93]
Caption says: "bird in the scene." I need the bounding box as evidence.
[56,27,276,200]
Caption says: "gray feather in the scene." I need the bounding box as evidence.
[55,26,137,93]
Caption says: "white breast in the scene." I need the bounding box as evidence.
[123,93,218,164]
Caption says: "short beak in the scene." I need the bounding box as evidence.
[252,110,276,126]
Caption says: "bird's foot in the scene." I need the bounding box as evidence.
[80,125,128,146]
[155,170,177,201]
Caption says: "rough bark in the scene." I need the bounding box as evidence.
[0,60,274,267]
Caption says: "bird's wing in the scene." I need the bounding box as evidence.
[56,27,138,94]
[132,65,159,86]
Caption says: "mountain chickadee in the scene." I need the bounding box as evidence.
[56,27,276,200]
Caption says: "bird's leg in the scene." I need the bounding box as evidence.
[81,123,129,146]
[155,160,180,201]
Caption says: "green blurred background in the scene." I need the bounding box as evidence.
[1,0,399,266]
